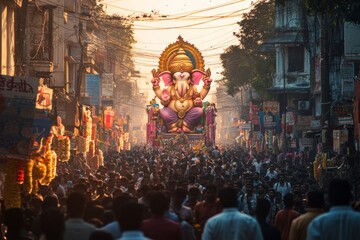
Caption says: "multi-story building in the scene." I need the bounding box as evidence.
[1,0,20,76]
[215,84,242,144]
[263,0,360,153]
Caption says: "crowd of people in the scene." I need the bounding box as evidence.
[1,143,359,240]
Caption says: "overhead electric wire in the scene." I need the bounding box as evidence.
[103,0,250,20]
[32,0,260,83]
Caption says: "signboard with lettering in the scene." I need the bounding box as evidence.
[333,103,353,117]
[333,129,349,153]
[0,75,39,158]
[337,116,354,125]
[86,74,100,106]
[299,138,313,149]
[263,101,280,114]
[286,111,295,126]
[264,113,276,129]
[101,73,114,97]
[240,123,251,131]
[340,61,354,100]
[311,120,321,129]
[297,115,312,131]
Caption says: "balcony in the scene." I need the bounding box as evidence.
[270,72,310,93]
[31,61,54,74]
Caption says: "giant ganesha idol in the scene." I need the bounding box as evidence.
[151,36,212,133]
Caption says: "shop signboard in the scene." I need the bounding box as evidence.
[333,129,349,153]
[282,112,295,126]
[86,74,100,106]
[0,75,39,159]
[240,122,251,131]
[311,120,321,129]
[333,130,340,153]
[297,115,312,131]
[263,101,280,114]
[338,116,353,125]
[340,61,354,100]
[260,111,276,129]
[299,137,313,149]
[101,73,114,97]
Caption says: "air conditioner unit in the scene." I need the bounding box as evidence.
[298,101,310,111]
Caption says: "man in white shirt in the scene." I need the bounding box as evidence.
[307,179,360,240]
[203,187,263,240]
[63,192,97,240]
[118,201,150,240]
[265,165,278,181]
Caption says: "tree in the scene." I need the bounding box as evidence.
[220,0,275,98]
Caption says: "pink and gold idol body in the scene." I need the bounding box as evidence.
[151,36,212,133]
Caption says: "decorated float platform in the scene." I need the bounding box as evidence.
[146,36,217,148]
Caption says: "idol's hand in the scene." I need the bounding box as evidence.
[161,89,170,102]
[194,97,203,107]
[151,77,160,87]
[203,77,212,86]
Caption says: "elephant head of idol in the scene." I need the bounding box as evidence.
[157,45,207,96]
[168,48,193,98]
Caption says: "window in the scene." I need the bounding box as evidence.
[287,46,304,72]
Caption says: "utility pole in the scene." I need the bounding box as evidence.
[320,13,332,153]
[75,21,84,104]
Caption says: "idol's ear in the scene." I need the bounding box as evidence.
[159,71,172,86]
[191,69,205,85]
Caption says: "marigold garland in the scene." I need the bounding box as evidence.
[4,159,21,209]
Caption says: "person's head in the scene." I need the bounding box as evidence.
[253,172,260,180]
[188,175,196,184]
[245,182,254,195]
[66,192,86,218]
[30,195,43,214]
[84,204,105,223]
[40,208,65,240]
[255,198,271,219]
[72,182,87,193]
[42,195,59,210]
[118,201,144,232]
[204,184,218,203]
[268,189,276,199]
[138,184,151,198]
[188,187,201,201]
[278,174,285,183]
[269,165,275,171]
[172,187,187,205]
[328,178,352,206]
[306,190,324,209]
[218,187,238,208]
[4,208,24,233]
[149,191,169,215]
[283,193,294,209]
[257,184,265,195]
[89,230,114,240]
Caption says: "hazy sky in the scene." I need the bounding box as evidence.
[102,0,254,96]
